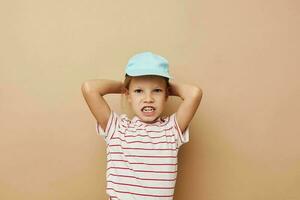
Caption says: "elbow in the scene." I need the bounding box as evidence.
[193,86,203,98]
[191,86,203,102]
[81,81,91,94]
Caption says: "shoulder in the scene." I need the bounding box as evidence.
[160,113,185,132]
[109,111,131,125]
[157,113,176,127]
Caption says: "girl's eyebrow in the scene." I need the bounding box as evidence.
[132,85,163,89]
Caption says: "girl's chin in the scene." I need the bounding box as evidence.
[139,114,161,123]
[141,111,156,117]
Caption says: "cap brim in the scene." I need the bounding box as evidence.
[126,71,172,79]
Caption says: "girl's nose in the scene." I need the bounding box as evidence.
[144,93,154,102]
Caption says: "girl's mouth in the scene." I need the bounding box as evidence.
[141,106,156,115]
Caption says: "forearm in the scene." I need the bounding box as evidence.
[169,81,202,100]
[81,79,124,96]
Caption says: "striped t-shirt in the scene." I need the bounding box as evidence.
[96,111,189,200]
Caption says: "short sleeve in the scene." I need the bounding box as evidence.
[95,111,120,144]
[169,113,190,148]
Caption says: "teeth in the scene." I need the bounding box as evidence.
[142,106,155,112]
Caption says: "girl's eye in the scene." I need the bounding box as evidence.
[134,89,142,93]
[154,89,162,92]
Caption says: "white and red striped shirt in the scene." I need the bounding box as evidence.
[96,111,189,200]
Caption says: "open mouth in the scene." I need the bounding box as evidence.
[141,106,156,113]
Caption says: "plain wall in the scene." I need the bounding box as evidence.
[1,0,299,199]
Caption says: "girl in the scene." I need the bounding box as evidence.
[81,51,203,200]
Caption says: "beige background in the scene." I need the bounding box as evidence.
[1,0,299,199]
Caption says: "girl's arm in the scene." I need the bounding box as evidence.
[81,79,124,131]
[168,81,203,133]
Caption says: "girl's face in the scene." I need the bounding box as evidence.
[125,75,169,123]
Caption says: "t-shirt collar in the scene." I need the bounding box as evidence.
[131,115,164,125]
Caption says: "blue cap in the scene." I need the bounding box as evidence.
[125,51,172,79]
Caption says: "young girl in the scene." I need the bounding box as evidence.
[81,51,203,200]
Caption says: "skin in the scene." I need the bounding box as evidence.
[81,77,202,134]
[124,75,169,123]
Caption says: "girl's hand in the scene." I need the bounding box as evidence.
[168,80,203,100]
[167,81,178,96]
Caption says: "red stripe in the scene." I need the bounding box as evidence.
[126,154,176,158]
[109,144,178,150]
[108,180,175,189]
[107,188,173,197]
[106,112,114,137]
[109,173,176,181]
[108,152,177,158]
[107,159,177,166]
[109,113,118,140]
[118,127,173,137]
[107,166,177,173]
[173,115,183,144]
[122,133,174,139]
[111,137,176,144]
